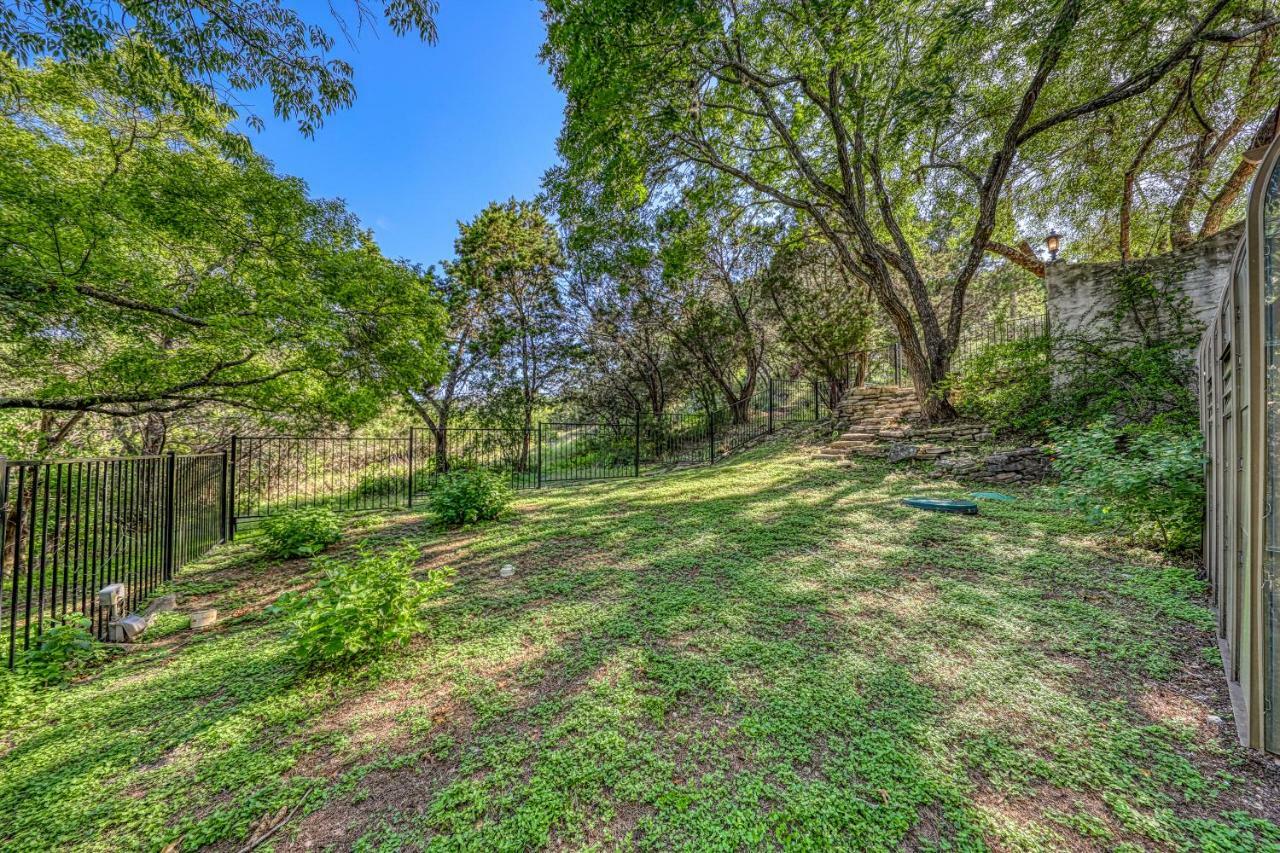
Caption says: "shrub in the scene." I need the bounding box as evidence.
[19,615,102,685]
[1051,419,1204,552]
[428,469,511,525]
[274,543,453,669]
[259,507,343,559]
[948,336,1053,436]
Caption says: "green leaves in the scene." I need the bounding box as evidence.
[274,542,454,669]
[259,507,344,559]
[16,615,103,686]
[0,54,447,434]
[1051,418,1205,552]
[428,468,513,526]
[0,0,439,136]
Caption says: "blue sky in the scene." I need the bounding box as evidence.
[245,0,564,270]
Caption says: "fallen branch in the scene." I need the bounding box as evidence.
[235,783,318,853]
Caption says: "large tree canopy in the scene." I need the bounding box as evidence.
[0,54,447,440]
[0,0,439,134]
[542,0,1276,419]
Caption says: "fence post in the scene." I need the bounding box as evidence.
[768,379,774,433]
[162,451,176,581]
[406,428,415,509]
[536,424,543,489]
[218,450,229,543]
[813,380,820,422]
[227,435,238,542]
[0,459,8,663]
[634,413,641,478]
[708,410,716,464]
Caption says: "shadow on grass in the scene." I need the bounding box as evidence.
[1,443,1274,851]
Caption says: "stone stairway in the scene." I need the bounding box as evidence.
[814,386,922,462]
[813,384,1046,483]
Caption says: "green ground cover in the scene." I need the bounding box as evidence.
[1,440,1277,851]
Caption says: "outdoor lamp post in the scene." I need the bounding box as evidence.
[1045,231,1062,263]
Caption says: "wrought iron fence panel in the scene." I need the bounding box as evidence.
[641,412,712,467]
[539,422,638,485]
[1,452,224,664]
[414,427,537,492]
[230,435,410,523]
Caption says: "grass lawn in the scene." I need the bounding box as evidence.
[2,439,1278,851]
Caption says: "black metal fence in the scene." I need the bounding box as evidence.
[841,315,1050,389]
[953,314,1050,367]
[225,377,831,522]
[1,452,225,665]
[230,435,412,522]
[0,378,832,666]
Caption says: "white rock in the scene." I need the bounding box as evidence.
[499,564,516,578]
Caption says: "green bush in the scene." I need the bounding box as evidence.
[1051,419,1204,552]
[19,615,102,685]
[428,469,512,526]
[259,507,343,559]
[273,543,453,669]
[948,336,1053,436]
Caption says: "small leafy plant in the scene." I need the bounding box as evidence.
[428,469,512,525]
[273,542,453,669]
[259,507,343,559]
[19,615,102,685]
[145,611,191,640]
[1052,419,1204,552]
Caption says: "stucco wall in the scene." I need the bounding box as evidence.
[1045,223,1243,340]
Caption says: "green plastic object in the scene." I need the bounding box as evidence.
[970,491,1015,502]
[901,497,979,515]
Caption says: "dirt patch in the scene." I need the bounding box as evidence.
[973,783,1126,851]
[280,756,457,851]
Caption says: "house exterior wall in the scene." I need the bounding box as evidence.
[1198,137,1280,756]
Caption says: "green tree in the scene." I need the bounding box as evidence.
[765,232,878,406]
[1,0,439,135]
[658,198,773,424]
[0,54,447,454]
[403,264,502,473]
[454,199,571,466]
[543,0,1268,420]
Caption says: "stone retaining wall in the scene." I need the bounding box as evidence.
[1045,224,1239,348]
[930,446,1052,484]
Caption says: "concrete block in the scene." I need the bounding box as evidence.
[189,609,218,631]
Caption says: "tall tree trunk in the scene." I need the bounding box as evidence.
[140,413,167,455]
[432,410,449,476]
[888,315,957,423]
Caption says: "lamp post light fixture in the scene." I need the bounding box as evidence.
[1045,231,1062,263]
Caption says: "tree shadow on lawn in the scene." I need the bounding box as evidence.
[285,451,1279,850]
[3,448,1277,851]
